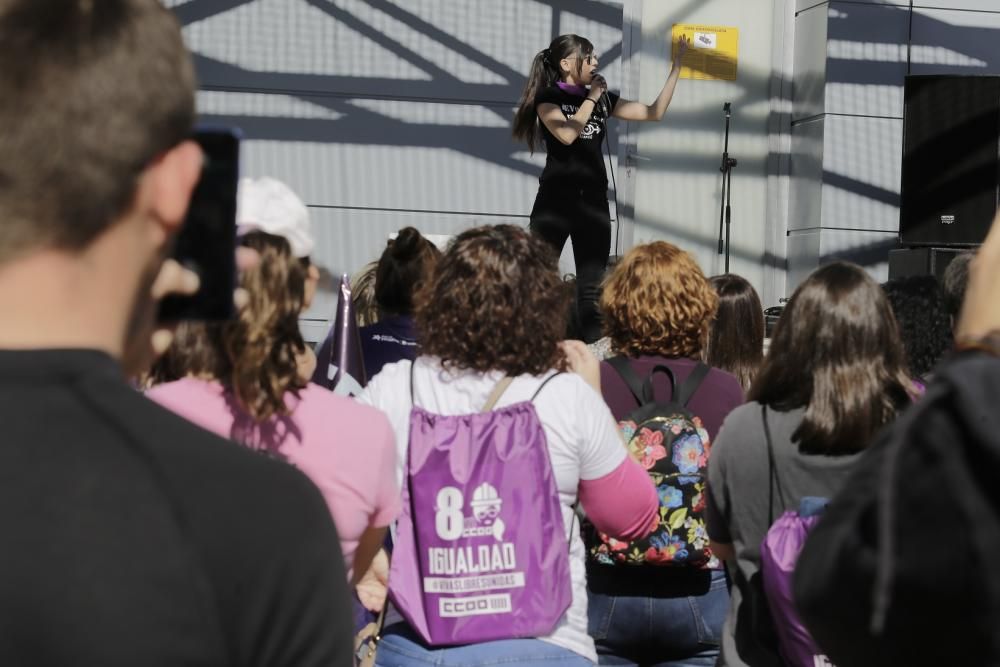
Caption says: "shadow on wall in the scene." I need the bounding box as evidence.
[172,0,1000,277]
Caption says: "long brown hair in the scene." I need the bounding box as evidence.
[415,225,571,376]
[749,262,913,455]
[705,274,764,392]
[512,34,595,153]
[222,231,308,421]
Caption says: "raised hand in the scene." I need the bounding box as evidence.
[673,34,690,66]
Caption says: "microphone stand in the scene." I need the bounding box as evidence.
[717,102,737,273]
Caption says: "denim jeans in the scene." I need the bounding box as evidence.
[375,623,595,666]
[587,569,729,667]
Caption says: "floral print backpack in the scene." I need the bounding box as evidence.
[585,357,718,569]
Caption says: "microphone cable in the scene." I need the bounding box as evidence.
[599,92,622,257]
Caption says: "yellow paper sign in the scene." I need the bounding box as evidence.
[671,24,739,81]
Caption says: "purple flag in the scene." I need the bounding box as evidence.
[312,274,367,395]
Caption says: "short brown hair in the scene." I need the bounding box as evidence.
[415,225,571,376]
[601,242,718,358]
[0,0,195,263]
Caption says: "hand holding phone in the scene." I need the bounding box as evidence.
[158,126,241,322]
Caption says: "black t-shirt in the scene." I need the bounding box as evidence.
[534,84,620,188]
[0,349,353,666]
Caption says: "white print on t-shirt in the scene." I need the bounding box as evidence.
[369,334,418,347]
[561,104,601,140]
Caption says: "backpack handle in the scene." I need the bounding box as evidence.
[641,364,677,404]
[608,356,711,408]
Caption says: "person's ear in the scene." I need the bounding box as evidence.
[143,139,203,239]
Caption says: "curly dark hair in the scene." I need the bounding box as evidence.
[881,275,953,379]
[414,225,571,376]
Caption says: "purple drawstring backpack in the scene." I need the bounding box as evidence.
[388,366,573,646]
[758,405,836,667]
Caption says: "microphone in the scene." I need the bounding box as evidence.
[598,90,610,120]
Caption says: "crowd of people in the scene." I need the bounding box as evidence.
[5,2,1000,667]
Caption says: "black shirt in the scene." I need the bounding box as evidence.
[0,349,353,666]
[534,84,620,188]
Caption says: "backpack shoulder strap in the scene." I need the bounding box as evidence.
[529,371,564,402]
[606,356,645,405]
[481,376,514,412]
[675,362,711,407]
[762,404,787,523]
[409,359,418,408]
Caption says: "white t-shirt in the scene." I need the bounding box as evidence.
[358,357,627,662]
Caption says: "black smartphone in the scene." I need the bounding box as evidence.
[158,126,241,322]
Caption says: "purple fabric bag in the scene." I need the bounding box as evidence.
[761,509,832,667]
[389,371,572,646]
[759,405,836,667]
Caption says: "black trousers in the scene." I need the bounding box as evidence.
[529,183,612,344]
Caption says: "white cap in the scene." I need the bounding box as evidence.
[236,177,315,258]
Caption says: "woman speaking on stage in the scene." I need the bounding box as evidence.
[513,33,689,343]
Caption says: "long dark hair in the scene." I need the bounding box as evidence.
[705,274,764,392]
[512,34,595,153]
[749,262,913,455]
[375,227,440,318]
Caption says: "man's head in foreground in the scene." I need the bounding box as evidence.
[0,0,201,363]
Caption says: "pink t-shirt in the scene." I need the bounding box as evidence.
[147,378,400,578]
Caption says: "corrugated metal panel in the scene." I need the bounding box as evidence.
[171,0,624,336]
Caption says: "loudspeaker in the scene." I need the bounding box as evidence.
[900,75,1000,246]
[888,247,965,282]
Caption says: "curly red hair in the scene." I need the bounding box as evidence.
[415,225,571,376]
[601,242,718,358]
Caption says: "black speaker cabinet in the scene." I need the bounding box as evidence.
[900,75,1000,247]
[888,247,966,281]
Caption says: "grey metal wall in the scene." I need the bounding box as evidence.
[628,0,793,309]
[789,0,1000,289]
[169,0,625,341]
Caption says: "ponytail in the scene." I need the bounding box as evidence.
[512,50,558,153]
[512,34,595,154]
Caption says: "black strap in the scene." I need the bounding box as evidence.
[529,371,564,402]
[762,404,786,524]
[606,356,645,405]
[608,356,679,406]
[675,362,710,408]
[409,359,417,408]
[607,356,711,408]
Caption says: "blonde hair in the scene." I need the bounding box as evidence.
[601,242,718,358]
